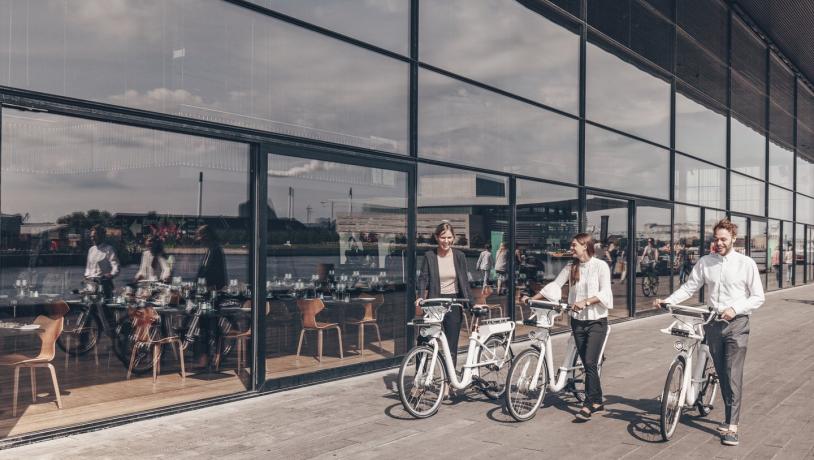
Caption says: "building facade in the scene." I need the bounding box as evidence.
[0,0,812,445]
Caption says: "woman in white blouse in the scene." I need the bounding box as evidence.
[522,232,612,422]
[135,236,172,282]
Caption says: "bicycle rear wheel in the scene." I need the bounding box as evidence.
[660,359,685,441]
[57,308,101,356]
[505,348,547,422]
[695,356,718,417]
[398,345,447,418]
[477,335,511,399]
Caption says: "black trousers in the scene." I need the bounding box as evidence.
[571,317,609,406]
[418,293,464,366]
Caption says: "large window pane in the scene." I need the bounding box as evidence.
[587,0,673,71]
[514,180,579,335]
[585,125,669,199]
[730,116,766,179]
[676,0,727,61]
[0,109,250,435]
[420,0,580,113]
[673,205,702,305]
[675,88,726,164]
[419,69,578,183]
[0,0,409,154]
[675,154,726,209]
[257,0,408,54]
[730,173,765,216]
[781,222,793,288]
[769,142,794,189]
[749,219,767,289]
[731,18,766,91]
[634,201,671,314]
[266,155,408,379]
[586,40,671,146]
[798,194,814,225]
[796,223,805,285]
[417,164,509,351]
[676,31,728,105]
[768,185,793,221]
[797,154,814,197]
[586,195,629,319]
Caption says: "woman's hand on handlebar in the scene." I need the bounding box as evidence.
[520,295,530,305]
[572,299,587,312]
[414,298,423,308]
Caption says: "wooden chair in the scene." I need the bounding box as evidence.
[474,285,503,318]
[296,299,343,362]
[217,300,258,373]
[268,301,294,353]
[344,294,384,355]
[126,307,185,383]
[0,300,69,417]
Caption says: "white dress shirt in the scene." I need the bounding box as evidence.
[539,257,613,321]
[664,250,764,316]
[135,250,171,281]
[84,243,120,278]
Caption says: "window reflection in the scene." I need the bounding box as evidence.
[798,195,814,225]
[585,125,669,199]
[417,164,509,350]
[730,173,765,216]
[673,205,702,305]
[676,31,728,105]
[265,155,407,376]
[675,89,726,165]
[586,195,629,319]
[796,223,805,285]
[730,116,766,179]
[674,154,725,209]
[420,0,580,113]
[751,219,768,290]
[586,39,671,146]
[0,0,409,154]
[418,69,578,183]
[514,180,579,334]
[768,186,793,221]
[769,142,794,189]
[0,109,251,433]
[797,154,814,197]
[767,220,781,291]
[634,202,671,313]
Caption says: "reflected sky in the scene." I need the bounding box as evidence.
[730,117,766,179]
[585,125,669,199]
[0,0,409,154]
[798,195,813,225]
[768,185,793,221]
[586,41,670,146]
[418,69,578,184]
[730,173,765,216]
[1,109,248,222]
[420,0,579,113]
[417,163,508,207]
[516,179,578,206]
[674,154,725,209]
[675,90,726,165]
[768,142,794,189]
[798,155,814,197]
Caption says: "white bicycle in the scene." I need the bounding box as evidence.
[504,299,609,422]
[397,298,515,418]
[658,303,721,441]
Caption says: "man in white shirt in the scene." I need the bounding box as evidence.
[655,219,764,446]
[84,225,120,299]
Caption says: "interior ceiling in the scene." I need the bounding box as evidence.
[734,0,814,88]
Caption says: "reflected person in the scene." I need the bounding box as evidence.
[135,235,171,282]
[195,225,227,290]
[84,225,120,299]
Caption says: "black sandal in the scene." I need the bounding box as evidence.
[575,405,592,421]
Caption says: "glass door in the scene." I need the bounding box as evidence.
[586,194,630,319]
[633,200,672,314]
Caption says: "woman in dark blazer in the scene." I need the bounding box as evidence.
[416,222,473,366]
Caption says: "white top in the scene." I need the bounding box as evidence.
[476,250,493,271]
[664,250,765,316]
[438,252,457,295]
[84,243,120,278]
[539,257,613,321]
[135,250,171,281]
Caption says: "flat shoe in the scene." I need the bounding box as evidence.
[574,406,592,422]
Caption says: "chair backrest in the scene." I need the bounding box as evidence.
[297,299,325,328]
[33,314,64,361]
[129,307,160,342]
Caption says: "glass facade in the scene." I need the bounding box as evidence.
[0,0,812,442]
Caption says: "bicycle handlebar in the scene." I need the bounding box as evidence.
[526,299,571,311]
[419,298,469,307]
[659,302,721,323]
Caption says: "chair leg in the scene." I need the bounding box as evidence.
[358,323,365,355]
[48,364,63,409]
[12,366,20,417]
[336,326,343,359]
[127,344,139,380]
[317,330,323,362]
[236,338,243,373]
[296,329,306,357]
[153,344,162,384]
[373,323,382,350]
[30,367,37,402]
[64,336,70,369]
[177,341,186,381]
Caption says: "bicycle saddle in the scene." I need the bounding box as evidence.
[470,305,490,317]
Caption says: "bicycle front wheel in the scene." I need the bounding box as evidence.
[695,356,718,417]
[398,345,447,418]
[660,359,685,441]
[477,335,511,399]
[505,348,547,422]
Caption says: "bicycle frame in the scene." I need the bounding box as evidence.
[660,304,717,409]
[417,303,515,390]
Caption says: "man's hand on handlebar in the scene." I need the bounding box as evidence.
[652,298,665,309]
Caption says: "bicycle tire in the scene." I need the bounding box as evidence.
[398,345,447,418]
[57,310,102,356]
[505,348,547,422]
[113,315,158,375]
[477,335,511,399]
[695,356,718,417]
[569,352,587,403]
[660,359,685,441]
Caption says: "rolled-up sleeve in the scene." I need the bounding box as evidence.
[595,261,613,309]
[731,259,765,315]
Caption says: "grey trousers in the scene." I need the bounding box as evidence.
[704,315,750,425]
